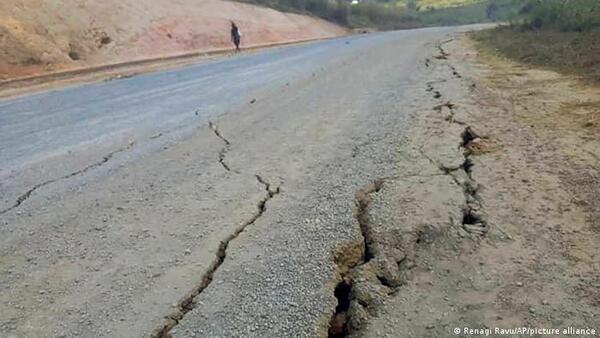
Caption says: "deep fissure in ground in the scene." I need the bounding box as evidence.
[328,40,490,337]
[459,127,488,235]
[328,180,384,337]
[430,42,487,236]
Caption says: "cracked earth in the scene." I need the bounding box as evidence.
[352,35,600,337]
[1,27,599,338]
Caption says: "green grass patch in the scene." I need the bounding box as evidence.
[416,0,516,26]
[472,27,600,84]
[515,0,600,32]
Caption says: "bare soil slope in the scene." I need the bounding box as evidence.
[0,0,346,80]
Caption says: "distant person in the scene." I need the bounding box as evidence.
[230,21,241,51]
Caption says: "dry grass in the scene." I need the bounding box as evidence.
[472,27,600,84]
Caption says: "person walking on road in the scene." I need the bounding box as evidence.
[230,21,242,52]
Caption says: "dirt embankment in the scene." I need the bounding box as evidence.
[0,0,346,80]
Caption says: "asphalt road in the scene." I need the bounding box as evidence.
[1,26,474,337]
[0,34,370,212]
[0,34,372,183]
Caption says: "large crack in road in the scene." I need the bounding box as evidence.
[326,37,491,337]
[152,182,280,338]
[0,141,135,215]
[209,121,239,174]
[428,41,488,236]
[152,122,282,338]
[328,179,388,337]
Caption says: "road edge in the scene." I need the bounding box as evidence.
[0,34,350,99]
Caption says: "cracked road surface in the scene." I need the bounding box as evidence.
[1,26,482,337]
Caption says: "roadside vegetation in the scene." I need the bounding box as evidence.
[473,0,600,83]
[235,0,522,30]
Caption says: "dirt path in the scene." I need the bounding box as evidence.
[353,35,600,337]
